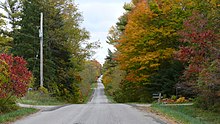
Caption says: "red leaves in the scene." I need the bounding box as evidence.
[175,12,218,80]
[0,54,32,98]
[179,12,217,46]
[175,47,193,62]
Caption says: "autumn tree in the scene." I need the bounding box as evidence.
[176,2,220,108]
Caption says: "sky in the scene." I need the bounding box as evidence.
[75,0,131,65]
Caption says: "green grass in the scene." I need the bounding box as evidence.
[0,108,38,123]
[104,91,116,103]
[91,82,97,89]
[106,94,116,103]
[151,104,220,124]
[18,91,66,106]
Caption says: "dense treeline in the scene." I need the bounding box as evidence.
[0,0,100,103]
[103,0,220,110]
[80,60,102,102]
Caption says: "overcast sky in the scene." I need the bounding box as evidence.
[75,0,131,64]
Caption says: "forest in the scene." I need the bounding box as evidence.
[102,0,220,110]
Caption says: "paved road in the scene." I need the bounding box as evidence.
[14,76,166,124]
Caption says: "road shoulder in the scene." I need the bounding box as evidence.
[17,103,69,111]
[133,104,178,124]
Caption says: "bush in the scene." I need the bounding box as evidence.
[38,86,49,94]
[196,60,220,110]
[208,103,220,113]
[0,54,32,113]
[0,54,32,98]
[162,98,175,104]
[176,97,188,103]
[19,91,65,105]
[171,95,177,101]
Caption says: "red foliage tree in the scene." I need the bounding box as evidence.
[0,54,32,98]
[175,12,218,80]
[175,12,220,108]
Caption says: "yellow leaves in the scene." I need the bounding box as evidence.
[136,74,150,82]
[162,48,175,59]
[143,52,160,62]
[125,71,149,82]
[0,60,10,85]
[128,0,156,24]
[148,40,157,45]
[102,74,112,86]
[149,25,175,37]
[114,0,184,83]
[150,63,160,68]
[138,66,146,71]
[124,22,146,40]
[161,2,172,14]
[127,48,174,69]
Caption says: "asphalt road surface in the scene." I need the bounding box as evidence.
[14,76,166,124]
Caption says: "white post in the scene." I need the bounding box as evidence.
[39,12,43,87]
[158,93,161,103]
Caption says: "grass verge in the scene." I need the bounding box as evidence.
[104,91,116,103]
[82,82,98,104]
[91,82,97,89]
[0,108,38,124]
[151,104,220,124]
[17,91,66,106]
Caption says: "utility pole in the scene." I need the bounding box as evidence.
[39,12,43,87]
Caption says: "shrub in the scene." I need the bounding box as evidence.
[162,98,175,104]
[171,95,177,101]
[176,97,187,103]
[196,60,220,110]
[0,54,32,98]
[0,54,32,113]
[38,86,49,94]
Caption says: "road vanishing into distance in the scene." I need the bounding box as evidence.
[14,76,166,124]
